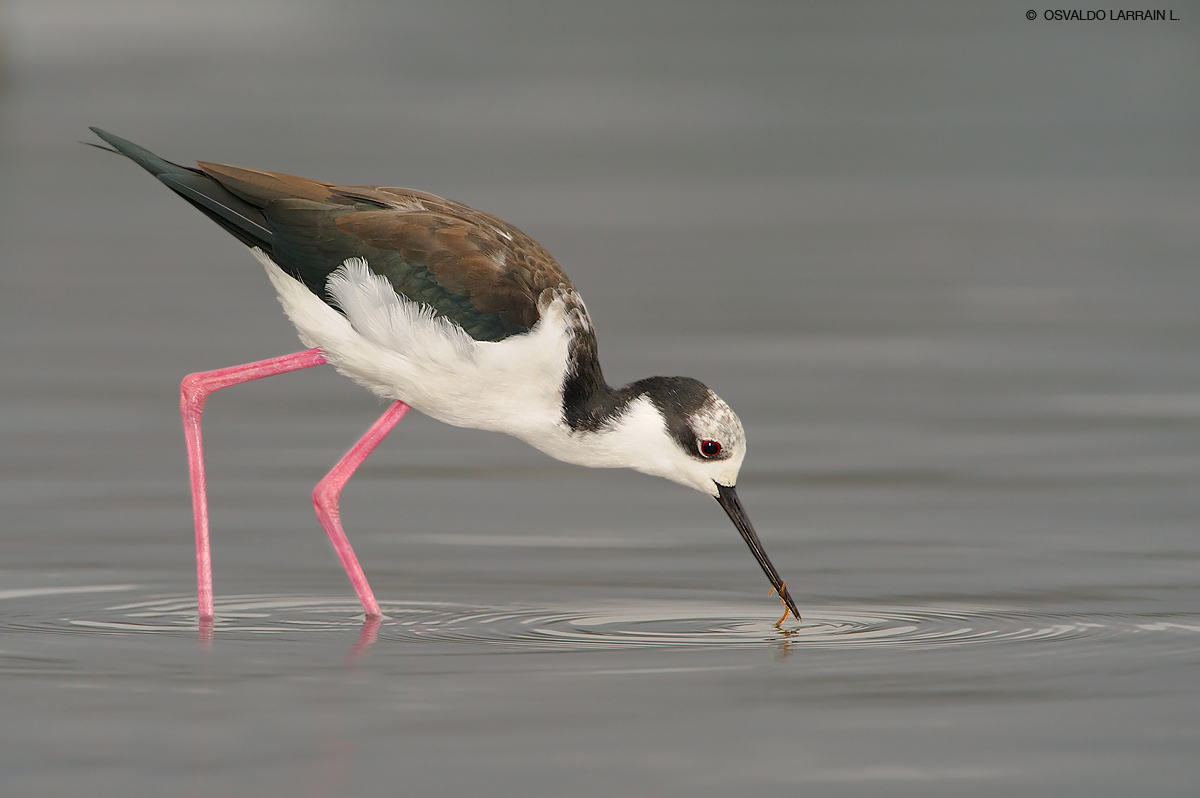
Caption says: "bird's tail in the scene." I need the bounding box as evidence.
[89,127,193,178]
[88,127,275,253]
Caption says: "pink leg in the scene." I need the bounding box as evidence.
[313,401,410,619]
[181,348,327,620]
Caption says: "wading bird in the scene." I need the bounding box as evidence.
[90,128,799,624]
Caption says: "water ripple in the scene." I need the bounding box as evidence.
[6,590,1198,652]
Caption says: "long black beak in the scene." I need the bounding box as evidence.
[715,483,800,622]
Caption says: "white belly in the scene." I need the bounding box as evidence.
[255,250,573,441]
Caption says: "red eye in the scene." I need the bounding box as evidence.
[699,440,722,458]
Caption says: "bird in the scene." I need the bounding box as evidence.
[89,127,800,625]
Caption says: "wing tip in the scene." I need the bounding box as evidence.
[86,127,190,178]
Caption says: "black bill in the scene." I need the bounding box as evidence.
[715,483,800,622]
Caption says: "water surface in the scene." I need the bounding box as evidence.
[1,2,1198,796]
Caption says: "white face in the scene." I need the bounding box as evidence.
[621,392,747,497]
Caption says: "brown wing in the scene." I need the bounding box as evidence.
[196,162,576,339]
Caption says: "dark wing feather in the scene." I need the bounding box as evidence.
[92,129,575,343]
[90,128,273,253]
[334,209,566,333]
[195,162,575,341]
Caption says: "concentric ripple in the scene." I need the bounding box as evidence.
[8,588,1199,652]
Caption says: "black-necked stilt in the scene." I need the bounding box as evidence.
[89,128,800,625]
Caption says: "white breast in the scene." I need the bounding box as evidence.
[256,250,574,441]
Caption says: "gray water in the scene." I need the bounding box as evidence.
[2,2,1199,795]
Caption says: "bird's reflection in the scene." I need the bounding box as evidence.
[771,624,802,659]
[193,614,382,660]
[198,616,214,646]
[346,616,382,663]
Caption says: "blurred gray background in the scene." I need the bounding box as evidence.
[1,2,1198,797]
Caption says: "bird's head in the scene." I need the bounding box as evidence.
[615,377,799,621]
[613,376,745,495]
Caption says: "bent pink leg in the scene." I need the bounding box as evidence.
[313,401,410,619]
[181,348,327,620]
